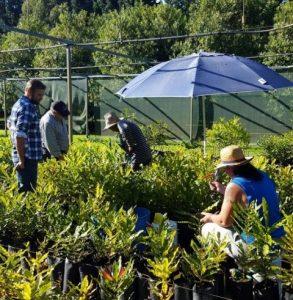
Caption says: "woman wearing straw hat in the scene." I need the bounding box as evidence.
[200,145,285,257]
[103,112,152,171]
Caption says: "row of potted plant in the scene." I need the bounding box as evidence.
[0,137,292,299]
[0,198,292,300]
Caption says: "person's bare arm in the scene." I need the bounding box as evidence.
[200,182,245,227]
[15,137,26,170]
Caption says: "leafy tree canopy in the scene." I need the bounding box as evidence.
[263,1,293,66]
[92,2,186,74]
[32,5,101,76]
[0,0,50,76]
[176,0,279,57]
[0,0,22,27]
[92,0,161,15]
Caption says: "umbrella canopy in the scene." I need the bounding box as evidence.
[116,52,293,154]
[117,52,293,98]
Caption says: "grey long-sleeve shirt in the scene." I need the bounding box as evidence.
[40,111,69,157]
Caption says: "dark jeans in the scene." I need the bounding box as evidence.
[131,159,152,172]
[15,159,38,193]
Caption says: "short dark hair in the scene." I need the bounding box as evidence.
[25,79,46,92]
[232,163,262,181]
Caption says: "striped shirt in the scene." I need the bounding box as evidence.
[117,119,152,164]
[40,111,69,157]
[9,96,42,163]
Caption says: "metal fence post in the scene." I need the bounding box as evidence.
[3,79,8,136]
[66,45,73,143]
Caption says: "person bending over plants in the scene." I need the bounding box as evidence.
[103,112,152,171]
[200,145,285,257]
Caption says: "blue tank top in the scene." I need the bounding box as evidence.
[232,170,285,243]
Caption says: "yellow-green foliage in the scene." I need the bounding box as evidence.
[182,235,228,285]
[0,136,292,295]
[257,131,293,166]
[100,257,134,300]
[280,214,293,291]
[0,245,94,299]
[206,117,250,155]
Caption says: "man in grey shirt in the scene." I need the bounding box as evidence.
[40,100,70,160]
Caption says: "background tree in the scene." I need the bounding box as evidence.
[92,0,135,14]
[33,5,101,76]
[92,2,186,74]
[163,0,191,14]
[0,0,22,27]
[92,0,160,15]
[263,1,293,66]
[0,0,50,77]
[176,0,279,57]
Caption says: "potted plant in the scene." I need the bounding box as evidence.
[181,234,228,300]
[0,192,38,249]
[233,200,281,300]
[279,214,293,300]
[40,221,94,293]
[99,256,135,300]
[229,243,254,300]
[143,215,180,300]
[147,247,180,300]
[90,202,143,263]
[0,245,55,299]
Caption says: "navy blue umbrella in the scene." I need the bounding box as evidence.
[117,52,293,152]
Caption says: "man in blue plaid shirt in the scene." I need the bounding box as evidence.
[9,79,46,193]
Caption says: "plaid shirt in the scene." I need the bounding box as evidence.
[9,96,43,163]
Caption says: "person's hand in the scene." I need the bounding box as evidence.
[209,181,226,194]
[15,161,25,170]
[200,212,213,224]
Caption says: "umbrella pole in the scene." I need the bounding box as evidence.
[201,96,207,156]
[189,96,193,141]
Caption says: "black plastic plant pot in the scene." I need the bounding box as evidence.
[47,256,65,289]
[135,272,150,300]
[8,245,30,271]
[230,279,253,300]
[214,272,225,296]
[119,282,136,300]
[222,258,238,294]
[254,280,279,300]
[176,222,195,253]
[79,263,99,280]
[79,263,100,299]
[174,283,193,300]
[62,258,81,293]
[148,277,159,300]
[192,283,216,300]
[283,289,293,300]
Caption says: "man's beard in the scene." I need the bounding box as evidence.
[30,98,39,105]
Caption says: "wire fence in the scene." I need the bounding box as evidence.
[0,66,292,142]
[0,23,292,142]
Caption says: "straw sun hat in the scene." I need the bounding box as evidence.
[103,112,120,130]
[216,145,253,169]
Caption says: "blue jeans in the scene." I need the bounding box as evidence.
[15,159,38,193]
